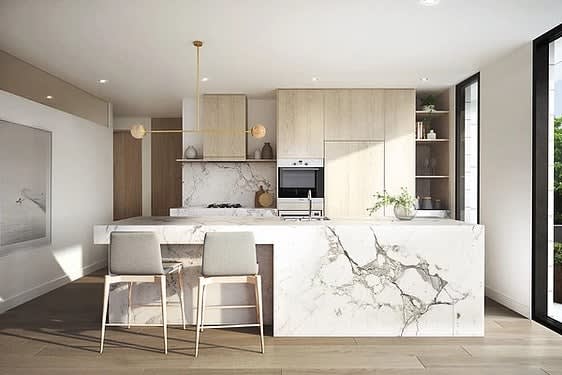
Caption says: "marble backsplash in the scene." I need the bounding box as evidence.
[182,162,276,208]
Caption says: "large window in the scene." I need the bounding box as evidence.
[533,23,562,333]
[456,73,480,223]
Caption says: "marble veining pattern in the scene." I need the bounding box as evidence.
[94,216,484,337]
[182,162,276,208]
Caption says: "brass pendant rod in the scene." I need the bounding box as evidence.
[193,40,202,132]
[148,129,255,134]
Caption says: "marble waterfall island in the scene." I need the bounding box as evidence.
[94,216,484,337]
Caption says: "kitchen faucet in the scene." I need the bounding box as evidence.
[307,189,312,220]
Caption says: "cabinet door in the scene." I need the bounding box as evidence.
[325,142,384,217]
[203,95,246,160]
[277,90,324,158]
[384,89,415,215]
[324,89,385,141]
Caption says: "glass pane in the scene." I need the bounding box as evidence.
[456,76,479,224]
[548,36,562,321]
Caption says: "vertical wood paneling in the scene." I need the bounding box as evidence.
[203,95,246,160]
[277,90,324,158]
[384,89,416,215]
[113,132,142,220]
[151,118,182,216]
[324,89,385,141]
[325,142,385,217]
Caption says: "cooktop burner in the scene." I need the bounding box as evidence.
[207,203,242,208]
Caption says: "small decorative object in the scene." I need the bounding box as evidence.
[427,129,437,140]
[258,190,274,208]
[367,187,417,220]
[254,149,262,159]
[261,142,273,159]
[420,94,437,112]
[255,186,265,208]
[184,145,198,159]
[416,122,424,139]
[414,196,421,210]
[434,199,442,210]
[421,197,433,210]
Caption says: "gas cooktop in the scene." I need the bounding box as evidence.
[207,203,242,208]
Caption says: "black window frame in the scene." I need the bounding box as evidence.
[532,23,562,333]
[455,72,481,223]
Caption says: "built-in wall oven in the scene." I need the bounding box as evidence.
[277,159,324,218]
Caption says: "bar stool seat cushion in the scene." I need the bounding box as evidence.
[202,232,258,276]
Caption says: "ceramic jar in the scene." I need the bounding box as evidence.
[261,142,273,159]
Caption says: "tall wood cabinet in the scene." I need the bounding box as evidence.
[324,89,385,141]
[275,88,415,217]
[277,90,324,158]
[203,94,246,160]
[384,89,416,214]
[325,142,384,217]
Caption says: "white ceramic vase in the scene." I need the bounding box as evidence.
[184,145,198,159]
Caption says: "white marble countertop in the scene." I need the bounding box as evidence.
[102,215,473,227]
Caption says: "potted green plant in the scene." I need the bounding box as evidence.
[367,187,417,220]
[419,94,437,112]
[555,242,562,303]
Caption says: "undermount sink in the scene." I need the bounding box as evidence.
[281,216,330,221]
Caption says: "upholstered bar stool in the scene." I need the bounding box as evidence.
[195,231,264,357]
[100,231,186,354]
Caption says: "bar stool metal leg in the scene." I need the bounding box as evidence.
[100,276,111,354]
[256,275,264,353]
[127,282,133,329]
[200,284,207,332]
[195,277,204,357]
[178,270,186,330]
[159,275,168,354]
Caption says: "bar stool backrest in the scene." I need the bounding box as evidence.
[202,232,258,276]
[109,231,164,275]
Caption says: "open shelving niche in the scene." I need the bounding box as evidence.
[415,89,455,217]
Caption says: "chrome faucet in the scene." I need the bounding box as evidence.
[307,189,312,220]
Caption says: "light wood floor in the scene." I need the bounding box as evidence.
[1,270,562,374]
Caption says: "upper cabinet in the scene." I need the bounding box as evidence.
[277,90,324,158]
[383,89,416,213]
[324,89,385,141]
[203,94,246,160]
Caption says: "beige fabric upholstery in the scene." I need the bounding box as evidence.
[109,231,164,275]
[202,232,258,276]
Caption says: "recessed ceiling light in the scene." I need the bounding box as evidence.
[201,77,209,82]
[45,95,53,100]
[420,77,430,82]
[98,79,108,84]
[312,77,319,81]
[420,0,440,6]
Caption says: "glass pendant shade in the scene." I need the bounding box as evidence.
[130,124,147,139]
[251,124,266,139]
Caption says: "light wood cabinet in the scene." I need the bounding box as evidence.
[324,89,385,141]
[384,89,415,215]
[277,90,324,158]
[325,142,384,217]
[203,94,246,160]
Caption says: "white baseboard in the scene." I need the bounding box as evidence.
[485,286,531,318]
[0,258,107,314]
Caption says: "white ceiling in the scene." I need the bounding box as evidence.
[0,0,561,117]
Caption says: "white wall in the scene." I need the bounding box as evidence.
[113,117,151,216]
[0,90,112,313]
[480,42,533,317]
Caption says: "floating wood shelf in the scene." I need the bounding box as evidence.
[416,175,449,179]
[416,110,449,115]
[176,159,276,163]
[416,139,449,142]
